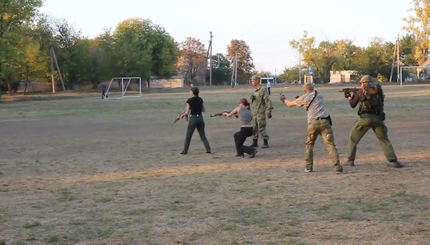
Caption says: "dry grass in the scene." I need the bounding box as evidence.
[1,84,430,245]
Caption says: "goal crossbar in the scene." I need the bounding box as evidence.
[105,77,142,99]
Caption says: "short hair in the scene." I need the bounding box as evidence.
[191,86,199,96]
[303,82,314,90]
[251,75,260,81]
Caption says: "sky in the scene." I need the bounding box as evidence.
[41,0,411,74]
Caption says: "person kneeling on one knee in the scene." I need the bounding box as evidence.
[222,98,258,158]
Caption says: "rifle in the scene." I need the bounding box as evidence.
[339,88,359,98]
[210,110,238,118]
[172,110,188,126]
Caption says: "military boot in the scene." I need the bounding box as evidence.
[262,140,269,148]
[391,160,404,168]
[345,160,355,166]
[249,139,258,148]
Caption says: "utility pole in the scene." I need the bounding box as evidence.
[397,33,400,83]
[49,38,66,92]
[209,31,213,86]
[298,52,302,84]
[389,38,397,82]
[234,51,238,86]
[275,68,277,84]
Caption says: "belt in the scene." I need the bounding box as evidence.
[190,114,202,117]
[315,116,329,120]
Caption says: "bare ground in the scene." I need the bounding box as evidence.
[1,84,430,245]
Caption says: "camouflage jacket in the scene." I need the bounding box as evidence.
[250,87,273,116]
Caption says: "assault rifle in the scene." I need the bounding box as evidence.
[210,111,238,118]
[172,110,188,126]
[339,88,359,98]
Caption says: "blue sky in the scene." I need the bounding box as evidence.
[41,0,411,74]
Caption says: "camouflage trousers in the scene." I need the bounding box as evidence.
[305,118,343,171]
[252,114,269,140]
[347,114,397,162]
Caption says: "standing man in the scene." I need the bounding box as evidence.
[267,79,272,95]
[345,75,403,168]
[280,83,344,174]
[101,84,108,99]
[249,75,273,148]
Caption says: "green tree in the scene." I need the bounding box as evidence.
[403,0,430,64]
[0,0,44,96]
[279,66,301,83]
[206,53,230,85]
[401,34,418,66]
[226,39,254,83]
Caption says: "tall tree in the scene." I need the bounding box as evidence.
[226,39,254,83]
[206,53,230,85]
[0,0,44,96]
[403,0,430,64]
[177,37,206,83]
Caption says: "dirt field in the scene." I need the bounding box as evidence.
[1,84,430,245]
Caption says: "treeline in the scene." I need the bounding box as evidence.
[278,0,430,83]
[0,0,255,96]
[1,0,429,96]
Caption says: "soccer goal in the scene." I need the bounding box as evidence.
[400,66,430,88]
[105,77,142,99]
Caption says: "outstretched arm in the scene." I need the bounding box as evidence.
[223,107,240,117]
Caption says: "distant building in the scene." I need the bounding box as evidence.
[329,70,358,84]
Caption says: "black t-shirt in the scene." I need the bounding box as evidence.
[187,97,204,115]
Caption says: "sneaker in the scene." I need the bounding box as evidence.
[180,151,187,155]
[206,151,211,154]
[335,168,346,174]
[236,154,244,157]
[391,161,404,168]
[345,160,355,166]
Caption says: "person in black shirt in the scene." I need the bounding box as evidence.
[178,87,211,154]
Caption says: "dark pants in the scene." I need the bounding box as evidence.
[234,127,255,156]
[183,114,211,152]
[267,87,271,95]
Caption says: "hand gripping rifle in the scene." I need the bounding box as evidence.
[172,110,188,126]
[279,92,299,102]
[339,88,359,98]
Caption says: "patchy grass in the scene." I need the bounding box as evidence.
[1,84,430,244]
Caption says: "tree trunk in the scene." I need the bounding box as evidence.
[8,81,12,95]
[23,76,29,95]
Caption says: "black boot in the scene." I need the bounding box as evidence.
[249,139,258,148]
[262,140,269,148]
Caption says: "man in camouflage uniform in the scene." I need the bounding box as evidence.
[280,83,344,174]
[345,75,403,168]
[250,75,273,148]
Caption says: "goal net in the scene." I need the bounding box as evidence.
[105,77,142,99]
[400,66,430,87]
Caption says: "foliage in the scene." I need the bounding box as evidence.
[226,39,254,83]
[177,37,206,84]
[403,0,430,64]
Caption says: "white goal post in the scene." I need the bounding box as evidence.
[400,66,430,88]
[105,77,142,99]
